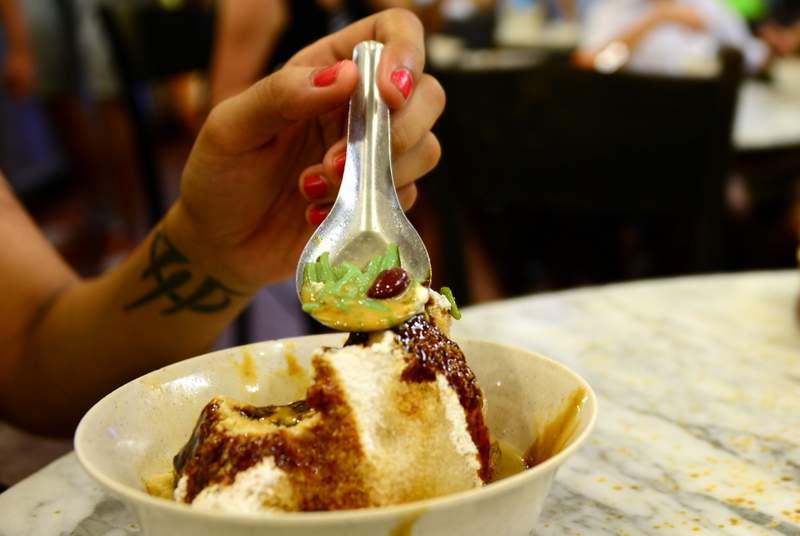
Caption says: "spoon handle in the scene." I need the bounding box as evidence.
[340,41,402,229]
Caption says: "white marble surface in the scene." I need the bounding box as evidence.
[1,271,799,535]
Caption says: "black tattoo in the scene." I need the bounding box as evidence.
[125,231,241,315]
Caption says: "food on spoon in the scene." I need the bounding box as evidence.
[168,304,491,513]
[299,244,436,331]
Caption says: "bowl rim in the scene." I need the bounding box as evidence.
[74,335,598,526]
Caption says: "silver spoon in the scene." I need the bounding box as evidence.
[295,40,431,297]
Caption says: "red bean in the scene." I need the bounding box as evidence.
[367,268,410,299]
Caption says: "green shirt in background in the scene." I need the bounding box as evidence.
[726,0,768,20]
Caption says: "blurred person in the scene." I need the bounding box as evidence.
[208,0,290,106]
[0,0,34,97]
[0,9,444,437]
[769,0,800,23]
[758,0,800,56]
[210,0,433,106]
[0,0,64,198]
[438,0,497,48]
[759,20,800,55]
[726,0,767,21]
[575,0,770,75]
[539,0,581,20]
[18,0,146,264]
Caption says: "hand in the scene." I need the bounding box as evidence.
[167,9,444,291]
[653,3,706,32]
[2,47,35,98]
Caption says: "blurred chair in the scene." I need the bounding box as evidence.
[432,50,743,300]
[97,2,263,343]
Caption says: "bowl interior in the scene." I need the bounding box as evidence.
[75,335,595,505]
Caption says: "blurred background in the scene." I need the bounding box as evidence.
[2,0,800,340]
[3,0,800,487]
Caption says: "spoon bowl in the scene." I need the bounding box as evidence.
[295,41,431,298]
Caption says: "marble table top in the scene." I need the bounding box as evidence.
[1,271,798,535]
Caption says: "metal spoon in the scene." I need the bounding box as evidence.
[295,40,431,297]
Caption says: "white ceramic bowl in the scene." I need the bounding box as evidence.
[75,335,596,536]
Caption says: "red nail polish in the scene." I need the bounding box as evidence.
[334,152,346,178]
[302,174,328,200]
[313,61,343,87]
[308,205,330,226]
[390,69,413,100]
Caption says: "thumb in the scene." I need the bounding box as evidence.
[203,60,358,153]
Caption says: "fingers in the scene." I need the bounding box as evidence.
[305,203,331,227]
[322,139,348,186]
[306,73,443,191]
[298,164,330,202]
[201,60,358,153]
[298,132,437,226]
[301,130,440,202]
[388,74,445,155]
[373,11,426,109]
[392,133,441,185]
[201,9,428,154]
[397,183,418,211]
[292,9,426,109]
[304,184,417,226]
[286,9,432,227]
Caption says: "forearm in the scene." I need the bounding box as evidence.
[2,210,255,435]
[606,12,663,52]
[0,0,29,52]
[209,0,287,106]
[579,8,676,71]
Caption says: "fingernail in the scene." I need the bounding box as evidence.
[308,205,330,226]
[334,152,346,178]
[302,174,328,200]
[312,61,343,87]
[390,68,413,100]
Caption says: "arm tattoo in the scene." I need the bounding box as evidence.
[125,231,241,315]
